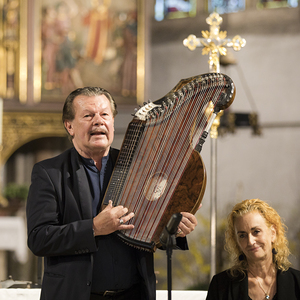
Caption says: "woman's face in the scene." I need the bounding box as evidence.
[234,211,276,264]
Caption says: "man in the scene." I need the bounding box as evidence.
[26,87,198,300]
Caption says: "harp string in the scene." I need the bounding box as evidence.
[117,92,185,237]
[142,81,217,240]
[119,112,164,207]
[117,75,227,243]
[136,91,195,238]
[140,88,202,240]
[128,83,208,240]
[120,95,183,234]
[109,122,144,204]
[120,81,203,241]
[140,78,226,241]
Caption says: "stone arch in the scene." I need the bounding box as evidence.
[1,112,67,164]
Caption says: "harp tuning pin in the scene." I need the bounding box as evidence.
[167,97,173,105]
[153,109,159,117]
[162,101,168,110]
[132,107,138,116]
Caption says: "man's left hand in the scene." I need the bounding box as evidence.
[176,211,198,237]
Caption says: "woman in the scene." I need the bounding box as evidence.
[206,198,300,300]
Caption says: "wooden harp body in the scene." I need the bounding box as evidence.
[103,73,235,251]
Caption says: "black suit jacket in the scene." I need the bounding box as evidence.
[27,147,188,300]
[206,267,300,300]
[26,147,157,300]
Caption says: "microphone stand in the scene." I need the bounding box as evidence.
[159,213,182,300]
[166,231,177,300]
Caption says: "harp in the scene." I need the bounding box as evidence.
[103,73,235,251]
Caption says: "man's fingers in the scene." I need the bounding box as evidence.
[118,212,135,229]
[180,212,198,225]
[102,200,113,211]
[177,212,198,236]
[101,200,135,230]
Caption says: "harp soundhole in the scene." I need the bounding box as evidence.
[144,173,168,201]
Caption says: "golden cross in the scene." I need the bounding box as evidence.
[183,12,246,73]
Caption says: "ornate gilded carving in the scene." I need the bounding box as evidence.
[1,112,67,164]
[210,111,223,139]
[0,0,21,99]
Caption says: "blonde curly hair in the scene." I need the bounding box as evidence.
[225,198,291,277]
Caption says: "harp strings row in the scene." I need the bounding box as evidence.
[117,75,226,242]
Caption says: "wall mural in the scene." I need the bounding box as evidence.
[41,0,138,100]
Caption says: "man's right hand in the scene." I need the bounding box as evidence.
[93,200,135,236]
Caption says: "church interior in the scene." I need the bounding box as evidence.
[0,0,300,295]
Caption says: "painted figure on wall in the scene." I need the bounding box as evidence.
[83,0,111,65]
[121,11,137,97]
[41,2,83,95]
[41,0,138,100]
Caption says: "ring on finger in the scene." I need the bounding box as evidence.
[177,229,182,235]
[119,218,124,225]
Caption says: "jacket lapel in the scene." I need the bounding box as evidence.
[230,271,248,300]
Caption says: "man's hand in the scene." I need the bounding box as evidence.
[177,204,202,237]
[176,212,198,237]
[93,200,135,236]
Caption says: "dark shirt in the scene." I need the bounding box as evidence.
[206,268,300,300]
[81,151,141,293]
[81,154,110,217]
[248,294,277,300]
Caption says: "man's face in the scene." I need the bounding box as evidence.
[65,94,115,158]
